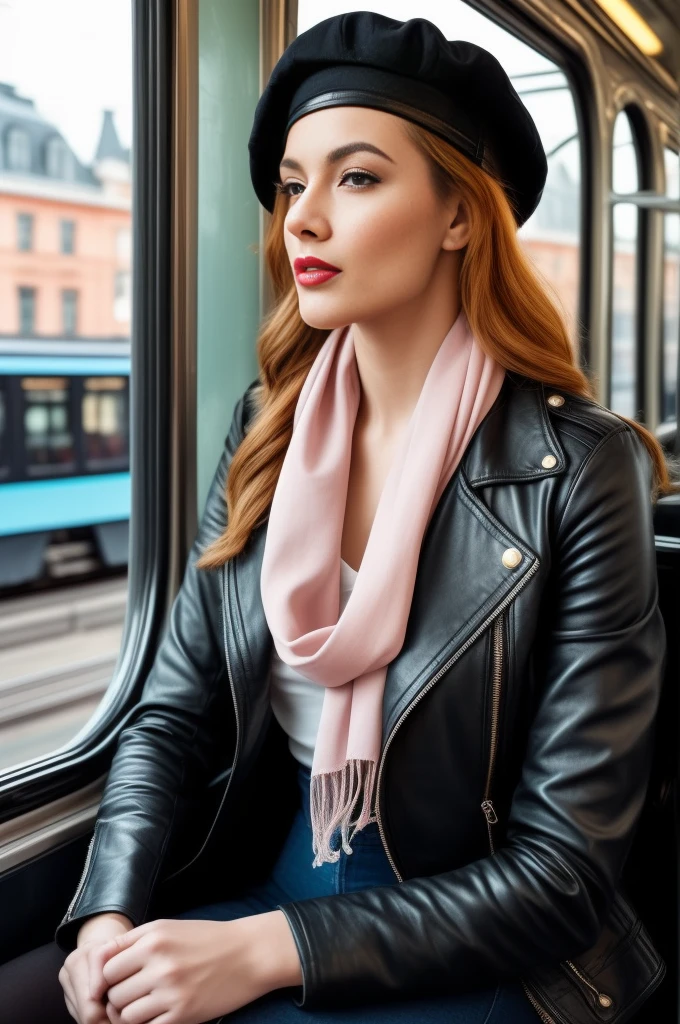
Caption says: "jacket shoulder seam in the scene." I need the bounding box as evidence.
[556,425,633,535]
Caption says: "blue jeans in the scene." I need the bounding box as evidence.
[171,762,538,1023]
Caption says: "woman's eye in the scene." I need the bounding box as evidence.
[340,170,379,188]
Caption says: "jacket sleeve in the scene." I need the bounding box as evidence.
[54,381,258,954]
[277,424,666,1009]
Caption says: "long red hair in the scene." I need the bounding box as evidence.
[196,120,678,570]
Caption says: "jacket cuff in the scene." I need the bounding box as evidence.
[54,905,141,954]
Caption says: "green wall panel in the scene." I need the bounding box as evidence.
[197,0,260,516]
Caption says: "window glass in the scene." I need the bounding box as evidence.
[297,0,582,348]
[610,111,642,417]
[18,286,36,333]
[612,111,639,194]
[663,212,679,422]
[0,380,8,478]
[17,212,33,251]
[82,376,129,469]
[0,0,132,772]
[61,218,76,254]
[664,147,679,199]
[22,376,75,472]
[62,288,78,335]
[7,126,31,171]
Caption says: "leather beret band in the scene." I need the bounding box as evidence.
[286,89,484,165]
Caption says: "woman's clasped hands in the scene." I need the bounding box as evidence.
[59,910,303,1024]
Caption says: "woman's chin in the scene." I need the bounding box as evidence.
[297,304,353,331]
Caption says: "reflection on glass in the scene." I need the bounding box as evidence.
[665,147,679,200]
[21,376,75,471]
[663,213,679,422]
[611,203,638,417]
[297,0,582,348]
[613,111,639,194]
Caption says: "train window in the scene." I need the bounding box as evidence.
[82,376,129,469]
[0,381,8,479]
[297,1,583,348]
[663,147,680,423]
[0,0,132,773]
[21,376,75,473]
[610,110,642,418]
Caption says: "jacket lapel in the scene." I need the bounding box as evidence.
[226,373,567,750]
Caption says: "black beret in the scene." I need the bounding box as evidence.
[248,11,548,227]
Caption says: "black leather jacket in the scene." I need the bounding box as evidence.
[55,371,666,1017]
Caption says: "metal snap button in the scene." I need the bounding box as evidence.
[542,454,557,469]
[547,394,565,407]
[501,547,522,569]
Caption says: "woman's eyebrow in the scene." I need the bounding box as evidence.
[279,141,395,173]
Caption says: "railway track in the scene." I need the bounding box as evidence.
[0,579,127,771]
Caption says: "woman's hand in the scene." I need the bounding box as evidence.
[59,913,135,1023]
[99,911,302,1024]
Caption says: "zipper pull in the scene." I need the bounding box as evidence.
[481,799,498,824]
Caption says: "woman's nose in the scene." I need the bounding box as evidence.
[286,184,332,240]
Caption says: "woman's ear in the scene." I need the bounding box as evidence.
[442,195,471,251]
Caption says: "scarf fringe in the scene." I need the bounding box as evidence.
[310,759,378,867]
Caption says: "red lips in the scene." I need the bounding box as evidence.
[294,255,342,287]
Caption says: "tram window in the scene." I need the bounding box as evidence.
[21,376,75,473]
[82,376,129,468]
[663,211,680,423]
[297,1,583,349]
[610,111,642,418]
[665,147,679,199]
[662,148,679,423]
[0,380,8,479]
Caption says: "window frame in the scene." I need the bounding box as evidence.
[0,0,176,818]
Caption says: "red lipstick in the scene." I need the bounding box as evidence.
[294,255,342,286]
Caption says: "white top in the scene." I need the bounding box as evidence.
[268,557,359,768]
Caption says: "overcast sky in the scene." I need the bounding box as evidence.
[0,0,132,166]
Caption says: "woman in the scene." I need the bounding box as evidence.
[1,11,674,1024]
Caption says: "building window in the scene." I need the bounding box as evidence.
[17,212,34,251]
[62,289,78,336]
[114,270,131,323]
[61,219,75,254]
[6,126,31,171]
[45,136,75,180]
[19,287,36,334]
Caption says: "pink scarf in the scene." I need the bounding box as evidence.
[260,309,506,866]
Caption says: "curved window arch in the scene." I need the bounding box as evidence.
[5,126,31,172]
[609,105,651,418]
[45,136,76,180]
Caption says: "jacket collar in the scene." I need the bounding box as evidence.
[463,372,566,488]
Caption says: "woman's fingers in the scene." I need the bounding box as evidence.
[106,966,152,1013]
[107,991,167,1024]
[88,940,118,1001]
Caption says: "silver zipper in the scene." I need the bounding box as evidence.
[375,555,540,881]
[481,613,504,853]
[564,959,614,1009]
[65,820,99,920]
[522,981,558,1023]
[162,562,242,882]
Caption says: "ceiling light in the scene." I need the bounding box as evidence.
[594,0,663,56]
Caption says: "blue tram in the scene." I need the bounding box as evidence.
[0,339,130,588]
